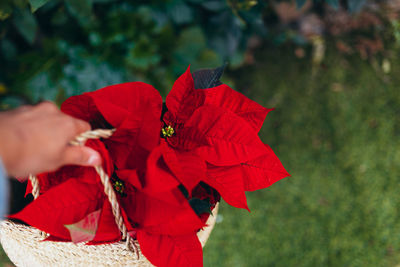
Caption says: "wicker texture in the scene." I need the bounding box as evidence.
[0,129,219,266]
[0,205,218,267]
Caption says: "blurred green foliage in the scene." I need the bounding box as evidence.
[0,0,369,109]
[0,0,269,108]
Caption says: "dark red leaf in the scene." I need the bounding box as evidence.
[11,179,104,240]
[90,82,161,127]
[192,183,220,205]
[241,144,290,191]
[201,84,272,133]
[62,82,163,170]
[183,106,267,166]
[115,169,142,190]
[204,164,249,211]
[122,188,189,228]
[165,66,204,123]
[87,200,121,244]
[61,94,107,129]
[142,142,180,195]
[137,231,203,267]
[161,141,205,192]
[142,204,204,236]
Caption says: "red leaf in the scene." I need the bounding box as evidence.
[201,84,272,132]
[192,183,220,205]
[137,231,203,267]
[161,141,205,192]
[103,109,162,170]
[204,164,249,211]
[241,144,290,191]
[165,122,208,151]
[90,82,162,127]
[61,94,108,129]
[115,169,142,189]
[122,188,188,228]
[25,165,94,197]
[87,200,121,244]
[62,82,162,127]
[143,142,180,195]
[11,179,104,240]
[62,82,163,170]
[86,139,114,176]
[143,204,204,236]
[166,66,204,123]
[165,67,270,133]
[64,209,101,243]
[183,106,267,166]
[104,124,152,170]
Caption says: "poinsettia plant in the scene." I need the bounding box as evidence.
[10,65,289,267]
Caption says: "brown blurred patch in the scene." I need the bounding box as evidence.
[273,0,312,24]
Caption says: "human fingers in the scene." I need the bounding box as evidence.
[35,101,59,113]
[54,113,91,144]
[69,116,91,136]
[60,146,102,167]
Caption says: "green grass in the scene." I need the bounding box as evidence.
[204,45,400,267]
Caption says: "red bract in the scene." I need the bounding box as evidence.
[137,231,203,267]
[12,139,122,243]
[13,66,289,267]
[61,82,162,170]
[159,67,289,210]
[60,80,206,266]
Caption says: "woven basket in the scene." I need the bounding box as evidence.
[0,129,218,267]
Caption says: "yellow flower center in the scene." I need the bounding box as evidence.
[113,180,125,194]
[162,125,175,137]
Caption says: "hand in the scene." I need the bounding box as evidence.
[0,102,102,178]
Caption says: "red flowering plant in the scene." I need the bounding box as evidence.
[10,65,289,267]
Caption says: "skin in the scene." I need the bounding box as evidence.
[0,102,101,178]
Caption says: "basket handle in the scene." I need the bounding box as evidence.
[29,129,139,258]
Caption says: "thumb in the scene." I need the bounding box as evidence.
[61,146,102,167]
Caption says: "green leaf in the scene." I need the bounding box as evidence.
[296,0,307,8]
[64,0,92,25]
[326,0,339,9]
[0,4,12,21]
[27,72,57,102]
[168,2,193,25]
[51,7,68,25]
[13,8,38,44]
[1,39,17,60]
[348,0,366,13]
[173,27,207,70]
[29,0,50,12]
[92,0,117,3]
[201,1,227,11]
[60,55,127,97]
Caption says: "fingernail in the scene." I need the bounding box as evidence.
[87,153,101,165]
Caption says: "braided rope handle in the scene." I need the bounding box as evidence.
[29,129,139,258]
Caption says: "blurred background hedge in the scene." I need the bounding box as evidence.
[2,0,400,266]
[0,0,386,106]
